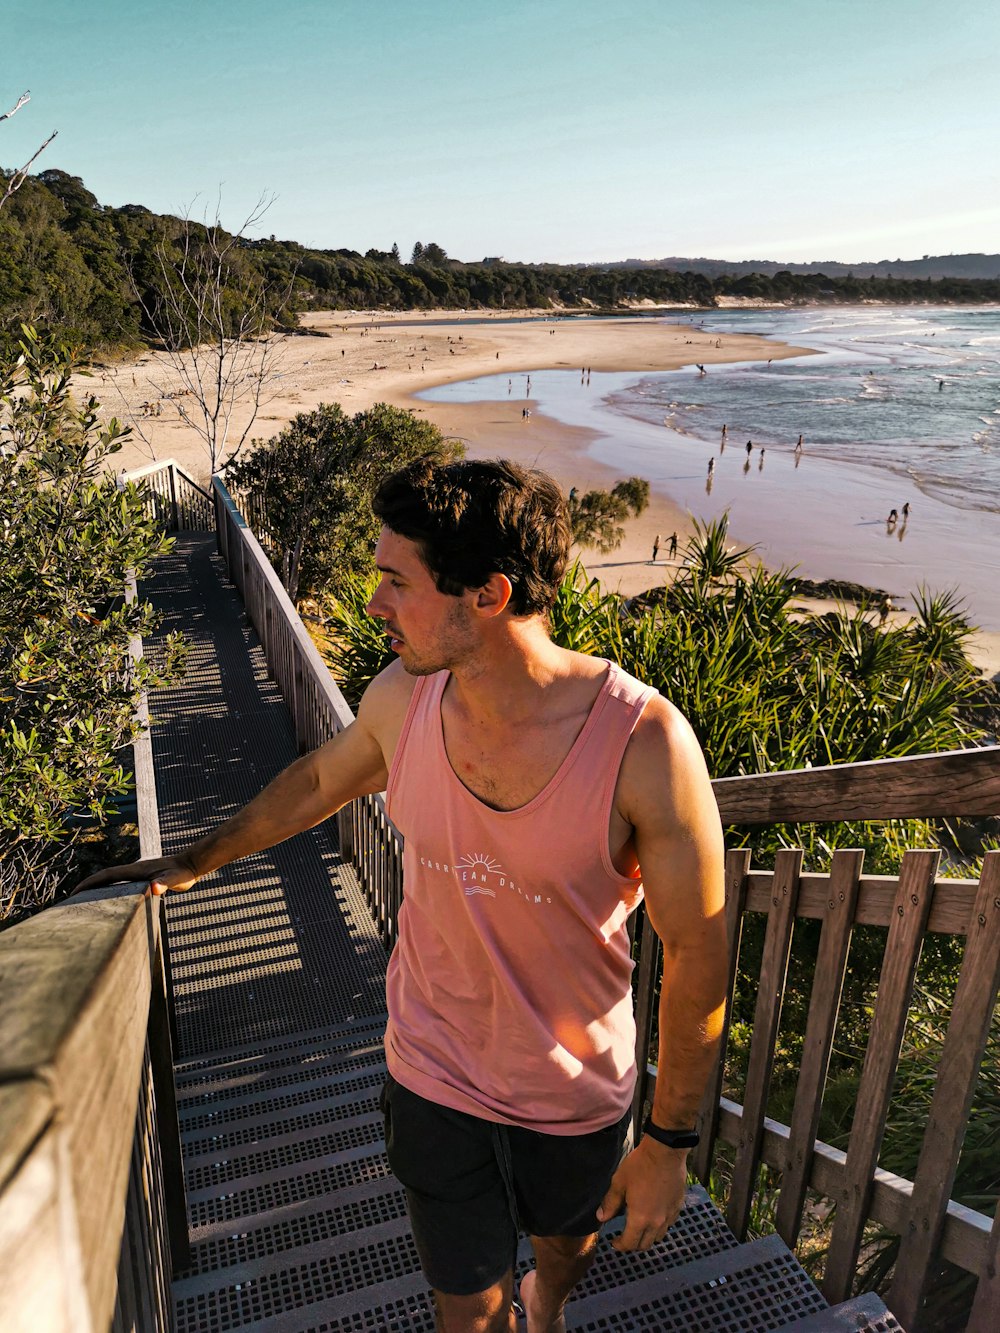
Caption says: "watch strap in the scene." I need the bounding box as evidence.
[642,1115,700,1150]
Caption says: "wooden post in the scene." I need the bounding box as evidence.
[890,853,1000,1327]
[775,848,865,1247]
[147,938,190,1271]
[968,1197,1000,1333]
[727,849,804,1238]
[630,907,661,1135]
[823,849,940,1303]
[167,464,179,532]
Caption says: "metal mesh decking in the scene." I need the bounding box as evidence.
[143,534,386,1057]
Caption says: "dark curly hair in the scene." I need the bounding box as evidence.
[372,458,571,615]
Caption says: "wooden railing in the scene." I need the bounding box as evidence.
[125,457,214,531]
[0,583,186,1332]
[210,471,1000,1330]
[631,815,1000,1330]
[213,478,405,945]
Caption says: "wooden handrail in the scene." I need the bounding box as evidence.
[125,459,215,532]
[713,746,1000,824]
[124,457,212,497]
[636,849,1000,1320]
[0,886,170,1332]
[0,580,181,1333]
[211,477,403,943]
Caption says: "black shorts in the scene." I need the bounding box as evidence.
[380,1073,633,1296]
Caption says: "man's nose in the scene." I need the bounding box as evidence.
[365,590,385,617]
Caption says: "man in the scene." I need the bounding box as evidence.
[80,459,727,1333]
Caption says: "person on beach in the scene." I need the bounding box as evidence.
[651,534,660,562]
[745,440,753,457]
[707,458,715,476]
[668,532,678,559]
[887,508,898,526]
[795,435,803,453]
[78,459,727,1333]
[879,595,894,626]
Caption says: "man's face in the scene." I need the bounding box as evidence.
[366,528,478,676]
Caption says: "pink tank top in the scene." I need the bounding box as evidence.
[384,661,657,1134]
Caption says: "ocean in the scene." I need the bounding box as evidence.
[617,306,1000,516]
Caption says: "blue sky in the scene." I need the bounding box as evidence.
[5,0,999,263]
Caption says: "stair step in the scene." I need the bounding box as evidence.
[172,1185,751,1332]
[172,1213,429,1333]
[562,1232,828,1331]
[176,1044,386,1108]
[179,1178,410,1279]
[177,1060,387,1132]
[771,1291,903,1332]
[184,1111,386,1192]
[174,1015,387,1087]
[184,1142,394,1231]
[181,1082,382,1156]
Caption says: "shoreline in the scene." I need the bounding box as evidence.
[93,308,1000,678]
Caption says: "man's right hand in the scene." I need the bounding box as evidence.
[74,855,200,898]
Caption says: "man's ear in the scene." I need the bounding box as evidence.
[472,573,513,619]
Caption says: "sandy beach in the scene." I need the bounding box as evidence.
[96,309,1000,677]
[97,306,812,592]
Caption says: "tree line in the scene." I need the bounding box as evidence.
[4,167,1000,352]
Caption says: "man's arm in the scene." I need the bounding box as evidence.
[75,668,404,896]
[598,695,727,1251]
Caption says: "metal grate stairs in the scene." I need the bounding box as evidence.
[167,1009,902,1332]
[147,535,901,1331]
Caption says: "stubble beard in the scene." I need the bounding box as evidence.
[393,600,477,678]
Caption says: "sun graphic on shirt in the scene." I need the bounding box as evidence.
[456,851,504,876]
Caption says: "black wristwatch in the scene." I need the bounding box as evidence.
[642,1115,700,1150]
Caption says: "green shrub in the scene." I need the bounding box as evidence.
[225,402,463,602]
[0,327,183,924]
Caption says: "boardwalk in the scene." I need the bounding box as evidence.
[144,534,900,1332]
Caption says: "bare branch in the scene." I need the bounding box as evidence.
[123,193,296,473]
[1,89,58,211]
[0,90,31,122]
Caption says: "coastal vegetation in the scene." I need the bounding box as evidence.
[225,403,463,602]
[568,476,650,553]
[0,328,183,925]
[3,168,1000,353]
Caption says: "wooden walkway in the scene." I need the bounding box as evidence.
[148,534,901,1332]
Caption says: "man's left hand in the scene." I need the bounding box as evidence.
[596,1136,688,1251]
